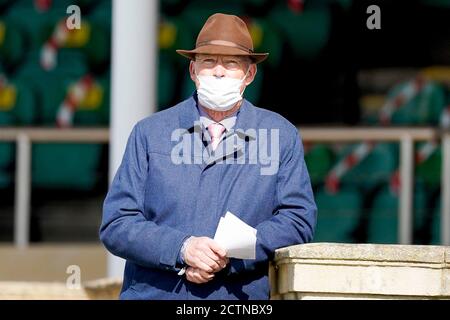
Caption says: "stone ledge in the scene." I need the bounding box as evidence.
[275,243,450,264]
[271,243,450,300]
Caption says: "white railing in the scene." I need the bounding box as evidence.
[0,127,448,247]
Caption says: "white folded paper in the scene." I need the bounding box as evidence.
[213,211,257,259]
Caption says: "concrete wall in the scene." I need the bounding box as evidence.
[0,244,120,299]
[270,243,450,300]
[0,278,122,300]
[0,244,107,282]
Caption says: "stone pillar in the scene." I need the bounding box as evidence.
[108,0,159,278]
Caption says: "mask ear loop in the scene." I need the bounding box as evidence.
[240,65,252,96]
[242,65,251,80]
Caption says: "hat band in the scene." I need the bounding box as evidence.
[196,39,254,54]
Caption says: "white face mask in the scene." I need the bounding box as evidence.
[196,70,248,112]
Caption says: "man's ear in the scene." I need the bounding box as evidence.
[189,60,199,88]
[244,64,257,86]
[189,60,196,81]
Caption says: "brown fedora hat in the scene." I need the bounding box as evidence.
[176,13,269,64]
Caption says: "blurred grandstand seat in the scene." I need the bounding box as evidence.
[32,143,103,190]
[15,50,88,122]
[430,197,441,245]
[159,14,195,64]
[304,143,335,187]
[0,77,36,125]
[314,186,363,243]
[16,50,88,84]
[243,16,283,68]
[158,52,177,109]
[73,75,109,125]
[4,2,58,51]
[0,19,27,69]
[157,14,194,108]
[31,73,107,190]
[243,66,264,106]
[180,0,244,36]
[77,0,111,70]
[367,182,428,244]
[4,0,110,71]
[337,143,399,192]
[318,142,400,243]
[0,76,37,189]
[11,49,107,190]
[388,82,446,126]
[363,79,447,125]
[415,142,441,189]
[180,71,195,103]
[268,2,331,60]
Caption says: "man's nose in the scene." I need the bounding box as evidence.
[212,64,226,77]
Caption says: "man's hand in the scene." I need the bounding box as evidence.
[185,267,215,284]
[183,236,228,273]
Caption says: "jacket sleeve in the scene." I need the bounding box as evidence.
[228,127,317,275]
[99,123,190,272]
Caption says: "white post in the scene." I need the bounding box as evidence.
[108,0,158,278]
[442,134,450,245]
[399,135,414,244]
[14,133,31,248]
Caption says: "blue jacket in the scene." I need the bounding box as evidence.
[100,94,317,300]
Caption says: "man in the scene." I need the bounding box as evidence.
[100,13,317,300]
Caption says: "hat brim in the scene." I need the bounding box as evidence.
[176,44,269,64]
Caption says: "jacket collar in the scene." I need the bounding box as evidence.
[178,92,258,168]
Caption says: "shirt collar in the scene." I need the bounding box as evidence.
[197,104,238,132]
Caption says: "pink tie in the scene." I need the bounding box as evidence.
[207,123,225,151]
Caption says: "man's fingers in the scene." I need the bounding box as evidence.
[186,267,213,284]
[197,268,214,279]
[186,268,202,284]
[206,252,228,270]
[207,239,227,257]
[189,267,213,279]
[186,268,199,283]
[202,250,224,270]
[196,260,216,273]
